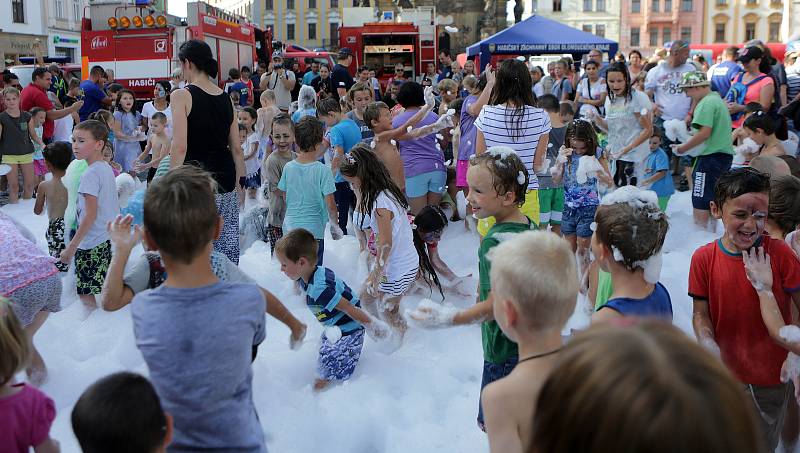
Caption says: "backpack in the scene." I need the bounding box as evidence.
[725,72,768,121]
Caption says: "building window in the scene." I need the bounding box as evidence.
[631,0,641,12]
[553,0,562,11]
[631,27,640,46]
[308,23,317,40]
[309,0,316,8]
[596,24,605,37]
[651,0,659,12]
[583,0,592,11]
[287,23,295,40]
[662,27,671,43]
[596,0,606,10]
[286,0,294,9]
[12,0,25,23]
[714,23,726,42]
[746,0,756,4]
[72,0,79,20]
[582,24,593,33]
[680,26,691,41]
[329,22,338,46]
[681,0,693,10]
[330,0,338,7]
[649,28,659,46]
[745,22,756,40]
[664,0,672,11]
[55,0,64,18]
[265,0,273,8]
[768,21,780,41]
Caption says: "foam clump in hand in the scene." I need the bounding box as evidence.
[446,108,456,116]
[390,139,397,146]
[575,155,603,184]
[406,299,458,328]
[781,325,800,344]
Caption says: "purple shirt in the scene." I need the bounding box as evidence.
[459,95,479,161]
[392,109,444,178]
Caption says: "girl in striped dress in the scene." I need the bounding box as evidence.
[341,145,442,340]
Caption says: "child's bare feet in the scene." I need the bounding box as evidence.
[313,378,330,391]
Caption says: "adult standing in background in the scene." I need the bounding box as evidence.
[20,68,83,144]
[438,50,454,81]
[169,39,245,264]
[259,51,296,112]
[585,49,609,78]
[331,48,355,100]
[628,50,645,80]
[170,68,184,91]
[142,81,173,137]
[78,65,113,121]
[47,63,67,104]
[707,46,741,96]
[302,61,320,86]
[726,46,775,129]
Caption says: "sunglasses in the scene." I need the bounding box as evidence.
[396,69,404,73]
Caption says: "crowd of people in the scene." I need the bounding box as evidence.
[2,36,800,453]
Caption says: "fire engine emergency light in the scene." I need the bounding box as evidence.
[156,15,167,26]
[119,16,131,28]
[144,14,155,27]
[133,15,143,27]
[108,17,119,28]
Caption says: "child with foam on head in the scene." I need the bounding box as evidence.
[551,119,614,285]
[408,148,537,431]
[340,145,443,339]
[274,228,390,391]
[639,128,675,212]
[72,372,172,453]
[690,167,800,451]
[536,94,568,235]
[33,142,73,272]
[238,107,262,201]
[61,119,120,311]
[131,165,268,452]
[277,116,343,265]
[0,299,60,453]
[590,185,672,322]
[480,231,578,453]
[262,113,295,255]
[28,107,48,184]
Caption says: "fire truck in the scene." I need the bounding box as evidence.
[81,1,270,100]
[338,7,437,89]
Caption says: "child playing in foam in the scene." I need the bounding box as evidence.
[33,142,73,272]
[591,185,673,322]
[340,145,443,339]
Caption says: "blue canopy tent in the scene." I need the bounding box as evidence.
[467,15,619,70]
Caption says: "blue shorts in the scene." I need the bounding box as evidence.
[692,153,733,210]
[317,328,365,381]
[477,357,518,430]
[560,205,598,238]
[405,170,447,198]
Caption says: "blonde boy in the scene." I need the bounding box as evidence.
[482,231,578,453]
[134,112,171,177]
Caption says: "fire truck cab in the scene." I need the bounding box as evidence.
[81,1,264,101]
[338,7,437,89]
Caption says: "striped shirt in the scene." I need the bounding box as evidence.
[299,266,364,334]
[474,104,552,190]
[788,64,800,104]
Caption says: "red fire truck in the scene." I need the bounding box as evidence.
[81,1,269,100]
[338,7,437,89]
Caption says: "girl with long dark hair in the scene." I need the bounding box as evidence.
[473,58,550,236]
[169,39,245,264]
[340,144,442,339]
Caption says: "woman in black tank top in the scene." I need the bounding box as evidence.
[170,39,245,263]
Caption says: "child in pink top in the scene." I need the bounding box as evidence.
[0,298,59,453]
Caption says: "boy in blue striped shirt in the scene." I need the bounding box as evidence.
[275,228,389,390]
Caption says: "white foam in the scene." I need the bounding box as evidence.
[600,185,659,209]
[575,155,603,184]
[517,171,526,185]
[781,325,800,344]
[486,146,517,160]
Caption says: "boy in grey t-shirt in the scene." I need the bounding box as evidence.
[131,166,268,452]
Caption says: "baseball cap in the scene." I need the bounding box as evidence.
[677,71,710,89]
[338,48,353,58]
[736,46,764,63]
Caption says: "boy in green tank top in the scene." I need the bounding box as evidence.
[409,147,536,430]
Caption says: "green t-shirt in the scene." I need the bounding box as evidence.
[691,92,734,156]
[479,218,537,364]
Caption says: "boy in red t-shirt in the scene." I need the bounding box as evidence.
[689,167,800,451]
